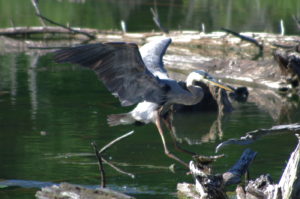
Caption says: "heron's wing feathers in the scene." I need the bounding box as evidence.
[139,38,171,79]
[54,42,168,106]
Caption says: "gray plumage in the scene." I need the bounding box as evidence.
[54,38,232,127]
[54,38,234,167]
[54,42,168,107]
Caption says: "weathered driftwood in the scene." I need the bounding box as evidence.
[237,134,300,199]
[35,183,134,199]
[177,149,257,199]
[278,134,300,198]
[216,123,300,153]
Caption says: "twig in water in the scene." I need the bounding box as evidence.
[99,130,135,154]
[91,141,106,188]
[91,130,135,185]
[102,158,135,179]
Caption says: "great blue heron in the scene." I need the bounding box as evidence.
[53,38,233,167]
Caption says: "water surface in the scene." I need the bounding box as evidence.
[0,52,300,198]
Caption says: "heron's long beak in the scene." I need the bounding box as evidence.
[206,79,234,92]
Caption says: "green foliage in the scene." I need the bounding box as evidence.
[0,0,299,34]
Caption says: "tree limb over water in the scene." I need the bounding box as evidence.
[216,123,300,153]
[30,0,95,40]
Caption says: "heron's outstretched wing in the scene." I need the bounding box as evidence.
[54,42,169,106]
[139,38,171,79]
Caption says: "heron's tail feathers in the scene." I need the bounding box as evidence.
[107,113,135,126]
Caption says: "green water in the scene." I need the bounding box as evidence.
[0,0,300,34]
[0,52,300,198]
[1,0,300,198]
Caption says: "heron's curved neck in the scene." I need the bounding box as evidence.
[184,72,204,105]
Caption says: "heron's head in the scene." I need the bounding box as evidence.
[187,70,234,92]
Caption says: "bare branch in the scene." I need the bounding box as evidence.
[216,123,300,153]
[221,27,263,51]
[102,158,135,179]
[30,0,95,40]
[150,1,169,34]
[99,130,134,154]
[37,14,96,40]
[30,0,46,27]
[91,141,106,188]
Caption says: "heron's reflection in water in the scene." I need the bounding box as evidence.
[168,86,249,146]
[170,111,224,145]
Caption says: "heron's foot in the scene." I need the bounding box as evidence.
[164,149,189,168]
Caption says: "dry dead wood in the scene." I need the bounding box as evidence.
[179,133,300,198]
[150,4,169,34]
[30,0,95,39]
[221,27,263,52]
[177,149,257,199]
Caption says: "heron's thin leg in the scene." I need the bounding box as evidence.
[162,113,196,156]
[155,111,188,168]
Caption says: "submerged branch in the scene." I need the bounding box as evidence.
[91,142,106,188]
[91,130,135,183]
[102,158,135,179]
